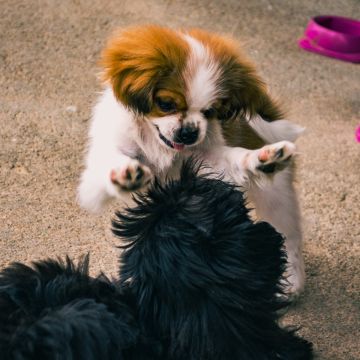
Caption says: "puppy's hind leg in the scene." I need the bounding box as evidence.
[248,168,305,299]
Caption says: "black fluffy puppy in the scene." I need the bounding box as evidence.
[0,255,139,360]
[114,163,313,360]
[0,163,313,359]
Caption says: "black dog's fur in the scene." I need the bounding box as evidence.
[0,255,139,360]
[0,163,313,359]
[114,163,313,359]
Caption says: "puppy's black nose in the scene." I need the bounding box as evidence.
[174,127,199,145]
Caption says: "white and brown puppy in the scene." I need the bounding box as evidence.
[78,25,305,297]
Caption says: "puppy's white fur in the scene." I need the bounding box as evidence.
[184,34,222,108]
[78,33,305,297]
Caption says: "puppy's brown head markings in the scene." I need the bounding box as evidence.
[101,25,189,115]
[100,25,283,150]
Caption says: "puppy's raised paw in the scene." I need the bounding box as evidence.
[111,160,152,191]
[257,141,296,174]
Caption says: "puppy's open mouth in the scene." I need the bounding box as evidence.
[156,127,185,151]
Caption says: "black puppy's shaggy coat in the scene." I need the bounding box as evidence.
[114,163,313,359]
[0,164,313,359]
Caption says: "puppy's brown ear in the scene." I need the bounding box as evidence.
[100,25,189,115]
[188,29,283,122]
[230,67,284,121]
[217,50,283,121]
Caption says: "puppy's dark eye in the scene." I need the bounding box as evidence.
[155,98,176,113]
[202,108,216,119]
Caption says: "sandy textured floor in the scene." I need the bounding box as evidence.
[1,0,359,358]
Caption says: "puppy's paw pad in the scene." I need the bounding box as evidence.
[257,141,296,173]
[111,161,152,191]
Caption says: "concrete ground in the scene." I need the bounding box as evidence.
[1,0,359,358]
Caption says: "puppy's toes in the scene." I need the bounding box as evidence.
[257,141,296,174]
[111,160,152,191]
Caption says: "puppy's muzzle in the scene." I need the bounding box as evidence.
[174,126,199,145]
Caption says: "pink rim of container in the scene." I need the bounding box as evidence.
[298,15,360,63]
[356,126,360,143]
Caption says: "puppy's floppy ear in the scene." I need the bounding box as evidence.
[220,45,284,121]
[100,25,189,114]
[189,29,284,121]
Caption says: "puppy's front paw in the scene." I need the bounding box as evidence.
[257,141,296,174]
[110,160,152,191]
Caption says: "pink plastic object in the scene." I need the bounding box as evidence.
[356,126,360,143]
[298,15,360,63]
